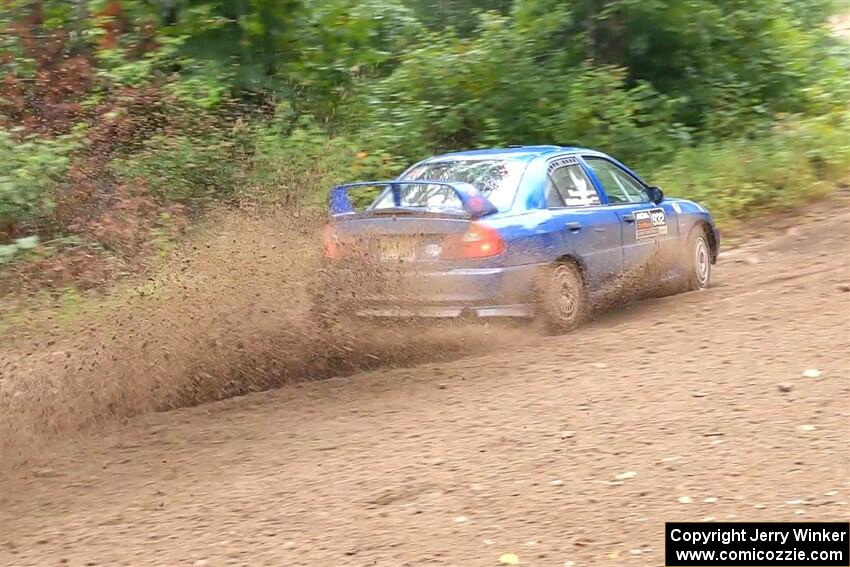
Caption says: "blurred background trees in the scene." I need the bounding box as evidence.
[1,0,849,288]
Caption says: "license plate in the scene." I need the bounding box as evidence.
[379,238,416,262]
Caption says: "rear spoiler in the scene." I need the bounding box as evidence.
[328,180,498,219]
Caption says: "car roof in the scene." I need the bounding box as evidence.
[425,145,593,163]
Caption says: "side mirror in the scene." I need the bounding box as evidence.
[646,186,664,204]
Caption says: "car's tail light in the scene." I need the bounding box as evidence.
[442,222,505,259]
[322,224,341,259]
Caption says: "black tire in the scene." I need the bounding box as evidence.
[683,227,712,291]
[536,261,589,335]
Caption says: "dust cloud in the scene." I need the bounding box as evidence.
[0,207,527,470]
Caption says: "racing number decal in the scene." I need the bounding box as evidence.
[635,207,668,240]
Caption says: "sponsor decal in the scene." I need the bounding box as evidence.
[635,207,668,241]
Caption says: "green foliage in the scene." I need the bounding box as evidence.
[354,15,684,167]
[91,31,235,109]
[164,60,235,110]
[283,0,420,115]
[245,103,397,206]
[111,128,244,206]
[404,0,513,34]
[0,235,40,264]
[94,0,420,111]
[0,130,76,229]
[2,0,849,264]
[651,112,850,222]
[501,0,846,135]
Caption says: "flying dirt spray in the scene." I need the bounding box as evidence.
[0,207,527,471]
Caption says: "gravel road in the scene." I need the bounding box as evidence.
[1,201,848,567]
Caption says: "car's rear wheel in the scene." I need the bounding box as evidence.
[536,261,589,335]
[684,227,712,291]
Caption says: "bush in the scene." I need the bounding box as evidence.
[245,105,399,207]
[508,0,845,135]
[0,129,77,237]
[651,112,850,221]
[111,127,245,207]
[351,14,684,167]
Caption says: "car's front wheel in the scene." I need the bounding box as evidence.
[684,227,712,291]
[536,261,589,335]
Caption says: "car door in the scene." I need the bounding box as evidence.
[581,156,679,277]
[544,157,623,286]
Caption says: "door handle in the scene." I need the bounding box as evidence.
[622,214,635,223]
[566,222,581,232]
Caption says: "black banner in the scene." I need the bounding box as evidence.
[665,522,849,566]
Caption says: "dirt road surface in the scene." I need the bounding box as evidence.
[2,201,849,566]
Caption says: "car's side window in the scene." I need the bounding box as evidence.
[584,157,649,204]
[545,178,565,207]
[546,158,600,208]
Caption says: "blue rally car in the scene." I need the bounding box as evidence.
[314,145,719,334]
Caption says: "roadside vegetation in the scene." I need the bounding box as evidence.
[1,0,849,301]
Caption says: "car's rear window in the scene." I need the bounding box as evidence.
[371,159,526,212]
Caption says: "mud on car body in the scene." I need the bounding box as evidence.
[313,145,719,334]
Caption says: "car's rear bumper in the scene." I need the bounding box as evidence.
[320,262,540,319]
